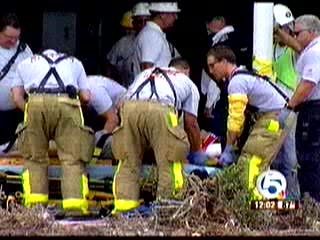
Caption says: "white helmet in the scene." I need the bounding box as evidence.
[132,2,151,16]
[149,2,181,13]
[273,4,294,26]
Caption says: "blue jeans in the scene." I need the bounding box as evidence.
[272,114,301,200]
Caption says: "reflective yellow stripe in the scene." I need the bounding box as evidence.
[112,199,140,214]
[62,198,89,214]
[62,174,89,213]
[112,160,122,201]
[111,160,140,214]
[252,56,273,79]
[167,112,178,127]
[267,119,280,132]
[81,174,89,199]
[21,169,48,206]
[247,155,263,200]
[93,147,102,157]
[228,94,248,132]
[23,102,29,123]
[172,162,184,194]
[78,103,84,126]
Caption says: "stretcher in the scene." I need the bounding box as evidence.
[0,151,220,211]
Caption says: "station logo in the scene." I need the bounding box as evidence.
[256,170,287,199]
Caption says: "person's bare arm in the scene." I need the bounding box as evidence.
[100,107,119,133]
[226,130,238,146]
[288,80,316,108]
[79,89,91,105]
[11,86,26,111]
[184,111,201,152]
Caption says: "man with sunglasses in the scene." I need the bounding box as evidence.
[0,13,32,147]
[283,15,320,202]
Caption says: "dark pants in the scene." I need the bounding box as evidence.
[296,103,320,201]
[0,108,23,144]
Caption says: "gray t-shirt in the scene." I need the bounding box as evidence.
[229,69,286,112]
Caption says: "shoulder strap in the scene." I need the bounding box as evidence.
[232,69,289,103]
[36,53,70,92]
[0,41,27,81]
[129,67,178,108]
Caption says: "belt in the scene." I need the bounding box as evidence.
[29,88,66,94]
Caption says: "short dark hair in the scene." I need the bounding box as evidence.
[207,45,237,64]
[169,57,190,69]
[0,13,21,32]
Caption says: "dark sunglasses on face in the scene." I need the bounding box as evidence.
[294,29,309,36]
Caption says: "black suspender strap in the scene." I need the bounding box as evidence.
[232,69,290,103]
[0,41,26,81]
[36,53,70,93]
[129,67,178,108]
[156,68,178,108]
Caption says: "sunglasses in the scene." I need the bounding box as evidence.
[293,29,309,36]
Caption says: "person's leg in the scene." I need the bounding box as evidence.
[147,104,189,199]
[55,97,90,215]
[272,116,300,200]
[111,101,145,213]
[18,97,49,207]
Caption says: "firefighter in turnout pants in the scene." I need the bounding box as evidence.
[11,49,92,217]
[206,45,293,200]
[111,64,201,214]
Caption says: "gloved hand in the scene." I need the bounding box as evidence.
[218,144,239,167]
[277,107,292,129]
[187,150,209,166]
[95,130,112,148]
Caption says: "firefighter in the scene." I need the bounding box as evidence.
[111,59,201,214]
[83,75,126,159]
[11,49,92,217]
[205,45,292,200]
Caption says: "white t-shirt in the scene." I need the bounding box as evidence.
[13,49,88,92]
[296,37,320,101]
[132,21,173,77]
[87,75,127,114]
[0,41,32,110]
[124,67,200,117]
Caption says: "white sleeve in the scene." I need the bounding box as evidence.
[205,79,220,108]
[201,69,210,95]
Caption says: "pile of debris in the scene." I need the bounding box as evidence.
[1,165,320,236]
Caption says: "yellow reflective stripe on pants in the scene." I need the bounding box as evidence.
[172,162,184,195]
[112,160,140,214]
[23,102,29,123]
[62,174,89,213]
[247,155,263,200]
[112,199,140,214]
[21,169,48,206]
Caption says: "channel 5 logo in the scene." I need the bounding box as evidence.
[256,170,287,199]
